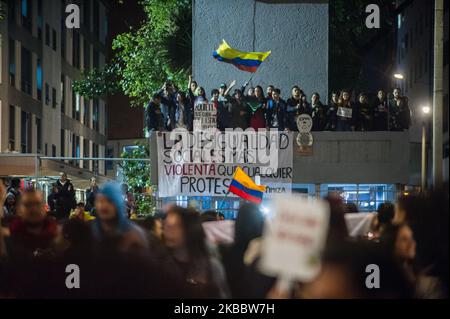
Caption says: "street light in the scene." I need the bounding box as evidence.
[394,73,405,80]
[422,106,431,114]
[421,105,431,192]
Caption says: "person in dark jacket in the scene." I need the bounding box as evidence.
[356,93,373,131]
[325,91,339,131]
[286,86,303,131]
[220,203,273,299]
[230,89,249,129]
[186,76,198,129]
[336,90,357,131]
[373,90,391,131]
[4,178,21,217]
[47,183,59,214]
[266,88,287,131]
[55,172,76,220]
[299,94,313,116]
[389,88,412,131]
[311,92,327,131]
[160,82,178,131]
[145,93,164,132]
[5,188,60,298]
[215,89,232,131]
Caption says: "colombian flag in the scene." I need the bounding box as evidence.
[229,167,267,204]
[213,40,271,73]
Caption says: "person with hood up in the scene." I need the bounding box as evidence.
[92,182,148,254]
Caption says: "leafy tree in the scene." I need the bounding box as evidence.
[119,142,157,217]
[0,1,5,21]
[73,0,192,107]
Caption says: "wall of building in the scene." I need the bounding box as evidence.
[193,0,328,100]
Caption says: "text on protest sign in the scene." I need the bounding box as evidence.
[156,130,293,197]
[260,195,330,282]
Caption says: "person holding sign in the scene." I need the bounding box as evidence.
[336,90,357,132]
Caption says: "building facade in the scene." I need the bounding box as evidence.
[192,0,329,102]
[395,0,449,181]
[0,0,109,176]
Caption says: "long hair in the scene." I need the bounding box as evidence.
[168,207,208,260]
[254,86,265,101]
[338,90,351,107]
[233,203,264,252]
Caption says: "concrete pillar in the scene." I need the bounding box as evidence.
[432,0,444,188]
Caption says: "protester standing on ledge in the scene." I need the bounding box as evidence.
[266,88,287,131]
[286,86,303,131]
[389,88,411,131]
[356,93,373,131]
[248,86,267,130]
[336,90,356,131]
[311,92,327,131]
[373,90,390,131]
[325,91,339,131]
[230,89,249,129]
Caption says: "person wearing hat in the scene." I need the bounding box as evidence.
[92,182,148,253]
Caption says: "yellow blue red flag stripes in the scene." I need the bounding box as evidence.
[213,40,271,73]
[229,167,267,204]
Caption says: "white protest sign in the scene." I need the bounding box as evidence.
[193,102,217,132]
[259,195,330,282]
[202,220,235,245]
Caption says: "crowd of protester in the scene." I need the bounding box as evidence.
[146,77,412,133]
[1,175,447,299]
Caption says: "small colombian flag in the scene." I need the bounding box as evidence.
[213,40,271,73]
[229,167,267,204]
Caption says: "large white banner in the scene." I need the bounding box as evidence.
[156,130,293,198]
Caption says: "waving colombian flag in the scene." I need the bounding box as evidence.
[213,40,271,73]
[229,167,267,204]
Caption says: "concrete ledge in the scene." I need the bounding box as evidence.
[293,131,411,184]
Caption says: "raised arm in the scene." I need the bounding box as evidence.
[188,75,193,91]
[224,80,237,96]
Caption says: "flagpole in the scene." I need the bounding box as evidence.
[219,167,239,213]
[218,190,230,212]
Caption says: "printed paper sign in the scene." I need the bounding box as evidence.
[337,106,353,119]
[260,195,330,282]
[193,102,217,131]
